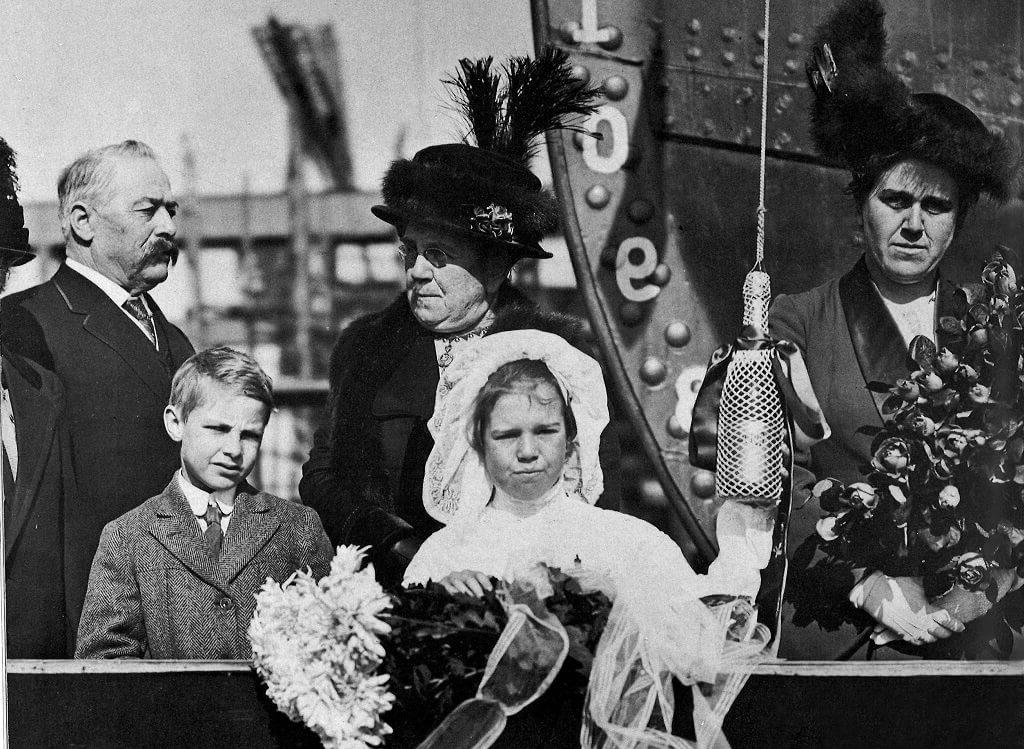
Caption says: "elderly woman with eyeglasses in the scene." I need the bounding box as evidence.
[299,50,621,585]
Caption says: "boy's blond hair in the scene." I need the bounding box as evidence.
[169,346,274,421]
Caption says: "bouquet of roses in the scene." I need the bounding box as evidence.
[813,252,1024,612]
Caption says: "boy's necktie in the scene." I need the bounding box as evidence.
[203,500,223,560]
[122,297,157,347]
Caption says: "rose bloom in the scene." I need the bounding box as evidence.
[955,552,991,591]
[917,525,962,553]
[954,364,979,384]
[872,437,911,475]
[892,379,921,402]
[847,483,880,512]
[934,348,959,373]
[967,384,991,406]
[905,413,937,437]
[816,515,842,542]
[997,522,1024,547]
[912,370,944,392]
[937,430,970,459]
[937,485,961,508]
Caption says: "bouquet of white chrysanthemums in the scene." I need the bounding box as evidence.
[249,546,394,749]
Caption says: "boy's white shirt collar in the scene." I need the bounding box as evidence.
[175,469,234,530]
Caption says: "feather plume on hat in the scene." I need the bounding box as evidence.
[372,47,603,259]
[806,0,1017,203]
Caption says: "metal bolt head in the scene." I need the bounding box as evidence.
[972,60,989,76]
[755,27,766,43]
[570,64,591,86]
[736,86,755,104]
[935,52,951,69]
[639,357,668,386]
[627,199,654,224]
[687,18,702,35]
[649,263,672,287]
[722,27,739,43]
[691,470,716,498]
[1010,92,1023,108]
[1011,65,1024,82]
[752,54,765,69]
[773,131,793,148]
[667,414,688,439]
[722,50,737,66]
[619,301,643,326]
[786,32,803,48]
[598,25,623,51]
[585,184,611,209]
[603,75,629,101]
[664,321,692,347]
[970,87,987,105]
[784,59,799,74]
[685,45,703,62]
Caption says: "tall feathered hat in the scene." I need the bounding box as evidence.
[0,138,33,266]
[372,47,603,259]
[805,0,1016,203]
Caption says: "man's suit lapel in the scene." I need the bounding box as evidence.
[839,257,912,421]
[219,488,281,584]
[148,294,193,369]
[3,356,56,561]
[52,265,171,398]
[148,480,229,595]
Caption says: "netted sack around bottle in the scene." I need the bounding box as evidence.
[714,348,784,505]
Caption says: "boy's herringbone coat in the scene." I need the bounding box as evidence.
[75,479,333,659]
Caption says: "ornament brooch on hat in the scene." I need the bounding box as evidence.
[371,47,604,260]
[805,0,1017,204]
[0,138,34,267]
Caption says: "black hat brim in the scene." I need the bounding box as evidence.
[371,203,553,260]
[0,245,34,266]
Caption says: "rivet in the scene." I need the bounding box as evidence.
[603,75,629,101]
[900,50,918,69]
[649,263,672,286]
[773,131,792,148]
[572,131,587,150]
[722,27,739,43]
[736,86,755,104]
[691,470,716,498]
[1011,65,1024,82]
[585,184,611,209]
[663,113,677,128]
[687,18,702,35]
[665,321,692,347]
[701,82,713,95]
[558,22,578,44]
[774,92,793,113]
[620,301,643,326]
[600,245,617,270]
[701,119,716,135]
[667,414,688,439]
[972,60,989,76]
[627,199,654,224]
[784,59,799,74]
[598,26,623,51]
[736,126,754,144]
[932,81,948,95]
[722,51,737,66]
[685,45,703,62]
[570,64,591,86]
[786,32,803,48]
[970,87,987,105]
[752,54,764,69]
[1010,92,1023,108]
[639,357,668,386]
[755,27,766,44]
[935,52,951,69]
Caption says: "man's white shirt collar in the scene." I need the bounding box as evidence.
[65,258,135,308]
[175,470,233,529]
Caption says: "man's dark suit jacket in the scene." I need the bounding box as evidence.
[3,351,77,657]
[2,263,194,630]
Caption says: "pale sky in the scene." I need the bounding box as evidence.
[2,0,541,203]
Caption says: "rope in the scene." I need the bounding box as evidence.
[755,0,772,268]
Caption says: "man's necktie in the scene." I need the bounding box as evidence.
[122,297,157,347]
[203,500,223,560]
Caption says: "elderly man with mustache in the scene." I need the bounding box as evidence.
[3,140,194,641]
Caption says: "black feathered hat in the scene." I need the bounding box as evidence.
[372,47,603,260]
[805,0,1016,204]
[0,138,33,266]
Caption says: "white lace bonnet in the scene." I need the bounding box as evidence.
[423,329,609,524]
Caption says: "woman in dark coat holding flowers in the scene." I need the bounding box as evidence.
[299,49,621,584]
[768,0,1021,660]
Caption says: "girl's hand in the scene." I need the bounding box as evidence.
[439,570,494,597]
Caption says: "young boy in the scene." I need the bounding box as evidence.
[75,347,333,659]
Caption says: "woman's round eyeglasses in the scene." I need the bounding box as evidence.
[397,244,449,269]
